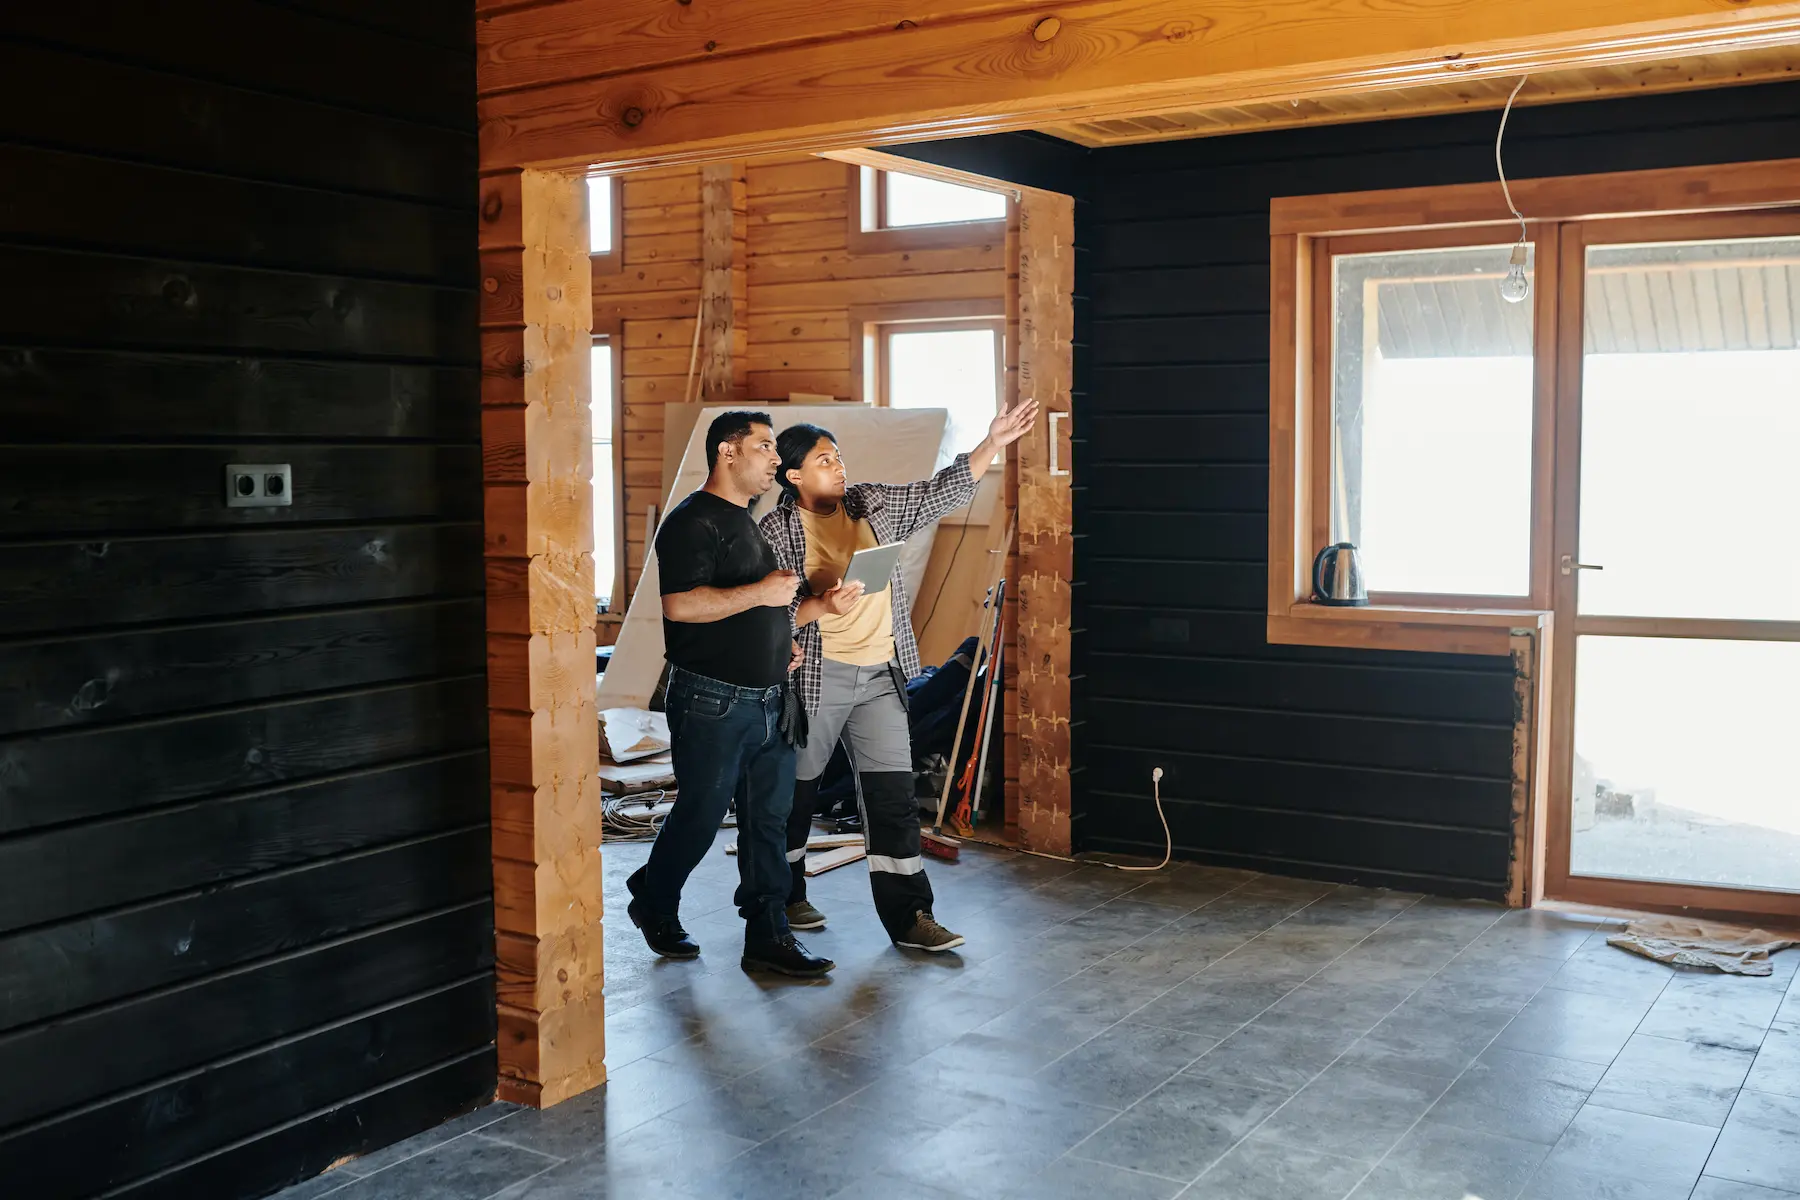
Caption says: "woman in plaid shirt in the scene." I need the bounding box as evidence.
[759,400,1037,951]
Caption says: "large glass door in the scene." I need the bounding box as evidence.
[1549,213,1800,918]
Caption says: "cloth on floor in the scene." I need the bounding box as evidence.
[1606,917,1797,976]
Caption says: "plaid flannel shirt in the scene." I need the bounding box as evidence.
[758,454,977,716]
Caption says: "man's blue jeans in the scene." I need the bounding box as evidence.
[636,667,795,944]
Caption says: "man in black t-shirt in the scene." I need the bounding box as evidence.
[625,411,834,977]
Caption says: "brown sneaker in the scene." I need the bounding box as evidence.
[786,899,827,931]
[895,911,965,953]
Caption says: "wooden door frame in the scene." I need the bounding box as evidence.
[1265,156,1800,916]
[1544,208,1800,925]
[478,151,1074,1108]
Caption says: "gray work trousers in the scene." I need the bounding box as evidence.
[789,658,932,937]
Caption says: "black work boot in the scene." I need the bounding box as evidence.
[626,867,699,959]
[742,933,835,978]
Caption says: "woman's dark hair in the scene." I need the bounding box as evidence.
[775,423,836,500]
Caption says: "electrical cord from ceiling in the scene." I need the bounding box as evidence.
[1496,75,1533,304]
[1496,74,1531,245]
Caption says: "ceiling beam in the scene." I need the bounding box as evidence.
[477,0,1800,173]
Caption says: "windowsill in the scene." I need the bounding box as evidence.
[1269,602,1550,656]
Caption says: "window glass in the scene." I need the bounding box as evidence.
[1572,635,1800,891]
[883,172,1005,228]
[886,327,1000,458]
[590,340,616,608]
[586,176,614,255]
[1576,235,1800,620]
[1330,244,1536,596]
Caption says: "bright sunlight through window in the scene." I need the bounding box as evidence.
[884,172,1006,228]
[885,327,1000,459]
[586,176,613,255]
[590,340,616,608]
[1330,244,1536,597]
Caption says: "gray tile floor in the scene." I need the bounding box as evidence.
[280,834,1800,1200]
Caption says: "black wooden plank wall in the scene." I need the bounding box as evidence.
[904,82,1800,897]
[1073,80,1800,897]
[0,5,493,1199]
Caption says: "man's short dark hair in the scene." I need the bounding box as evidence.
[703,410,773,471]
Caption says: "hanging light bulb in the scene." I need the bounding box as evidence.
[1494,76,1531,304]
[1500,241,1531,304]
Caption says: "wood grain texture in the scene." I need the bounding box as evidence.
[699,161,748,402]
[483,168,605,1107]
[476,0,1800,171]
[0,524,483,636]
[0,41,472,205]
[1014,189,1075,856]
[0,346,478,442]
[1271,155,1800,235]
[0,16,491,1194]
[477,0,1041,94]
[1043,44,1800,146]
[0,904,491,1133]
[0,829,491,1032]
[0,982,493,1199]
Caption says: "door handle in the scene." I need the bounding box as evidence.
[1048,411,1069,477]
[1559,555,1604,575]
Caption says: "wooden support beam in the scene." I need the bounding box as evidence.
[1014,188,1074,857]
[1509,624,1553,909]
[698,161,748,403]
[476,0,1800,171]
[479,168,604,1109]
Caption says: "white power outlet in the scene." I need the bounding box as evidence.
[225,463,293,508]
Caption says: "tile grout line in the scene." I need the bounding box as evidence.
[610,862,1269,1197]
[1006,871,1276,1076]
[1053,885,1446,1184]
[1332,918,1641,1199]
[1169,901,1516,1195]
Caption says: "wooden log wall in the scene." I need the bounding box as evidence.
[1013,190,1077,855]
[0,4,493,1198]
[595,165,705,598]
[480,169,605,1107]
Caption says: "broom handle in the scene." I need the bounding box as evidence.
[968,583,1005,826]
[932,514,1014,833]
[969,637,1003,827]
[951,589,1001,829]
[933,580,998,832]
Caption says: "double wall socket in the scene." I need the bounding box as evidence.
[226,463,293,507]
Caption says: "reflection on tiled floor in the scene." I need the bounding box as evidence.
[276,834,1800,1200]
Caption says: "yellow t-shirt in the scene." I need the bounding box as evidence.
[797,504,895,667]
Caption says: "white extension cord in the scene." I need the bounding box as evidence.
[1106,766,1172,872]
[997,766,1173,873]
